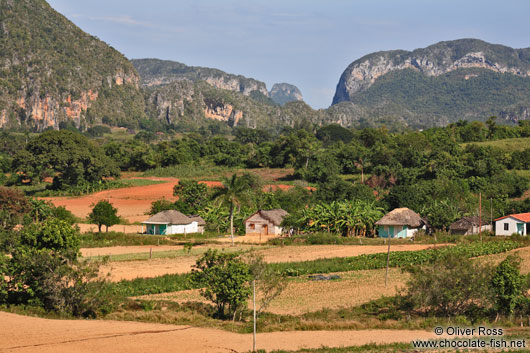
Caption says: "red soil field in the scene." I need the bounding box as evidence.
[43,178,181,223]
[44,177,314,223]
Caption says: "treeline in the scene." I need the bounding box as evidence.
[1,118,529,231]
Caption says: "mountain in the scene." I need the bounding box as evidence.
[269,83,303,106]
[134,58,313,129]
[132,58,303,105]
[332,39,530,126]
[0,0,146,130]
[132,59,270,97]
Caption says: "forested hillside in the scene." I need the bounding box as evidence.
[0,0,146,130]
[333,39,530,127]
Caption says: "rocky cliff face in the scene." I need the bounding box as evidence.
[132,59,269,97]
[269,83,303,105]
[333,39,530,104]
[0,0,144,130]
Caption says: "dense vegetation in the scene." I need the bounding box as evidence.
[349,68,530,128]
[1,119,529,233]
[0,187,111,317]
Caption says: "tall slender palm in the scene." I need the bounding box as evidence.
[213,173,258,246]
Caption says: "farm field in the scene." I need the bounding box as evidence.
[461,136,530,151]
[42,177,180,223]
[0,311,452,353]
[476,245,530,274]
[43,172,308,224]
[91,244,443,281]
[139,268,408,315]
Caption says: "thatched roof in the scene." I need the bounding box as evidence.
[188,215,206,226]
[143,210,202,225]
[449,216,489,231]
[247,209,289,226]
[375,208,423,228]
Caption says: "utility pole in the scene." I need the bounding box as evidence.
[385,235,391,287]
[252,279,256,352]
[490,198,493,231]
[479,192,482,241]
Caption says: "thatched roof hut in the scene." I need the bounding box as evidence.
[449,217,486,231]
[256,209,290,226]
[375,208,423,228]
[245,209,289,236]
[142,210,206,235]
[449,216,491,235]
[143,210,193,225]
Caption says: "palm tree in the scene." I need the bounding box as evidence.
[213,173,259,246]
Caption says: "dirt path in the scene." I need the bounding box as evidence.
[0,312,448,353]
[81,245,185,257]
[100,244,443,281]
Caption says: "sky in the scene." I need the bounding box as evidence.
[47,0,530,109]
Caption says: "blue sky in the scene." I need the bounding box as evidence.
[48,0,530,109]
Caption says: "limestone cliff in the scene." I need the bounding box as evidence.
[0,0,145,130]
[333,39,530,104]
[132,59,269,97]
[331,39,530,127]
[269,83,303,105]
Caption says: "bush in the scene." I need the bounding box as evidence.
[491,255,525,316]
[405,253,493,317]
[7,249,112,317]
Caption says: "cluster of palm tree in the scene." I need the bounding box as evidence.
[288,200,384,237]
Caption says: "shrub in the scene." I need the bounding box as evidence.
[7,249,112,317]
[405,253,493,317]
[491,255,525,316]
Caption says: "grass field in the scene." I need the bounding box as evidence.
[461,137,530,151]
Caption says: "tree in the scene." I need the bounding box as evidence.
[12,130,120,189]
[246,252,287,317]
[190,249,252,319]
[148,199,179,215]
[19,218,80,259]
[88,200,120,232]
[0,187,31,231]
[173,180,209,213]
[213,173,260,245]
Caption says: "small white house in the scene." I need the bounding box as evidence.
[142,210,205,235]
[494,213,530,236]
[245,209,289,236]
[375,207,426,238]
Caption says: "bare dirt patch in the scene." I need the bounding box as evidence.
[142,268,409,315]
[81,245,185,257]
[100,244,441,281]
[43,177,180,223]
[0,311,448,353]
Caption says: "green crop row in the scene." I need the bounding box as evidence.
[270,241,523,277]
